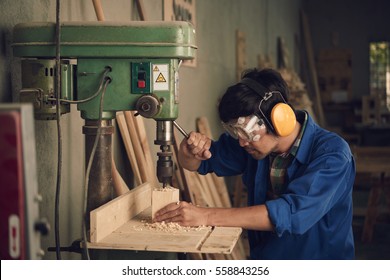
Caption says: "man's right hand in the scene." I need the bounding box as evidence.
[178,131,212,171]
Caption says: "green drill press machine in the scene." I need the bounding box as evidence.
[12,21,196,234]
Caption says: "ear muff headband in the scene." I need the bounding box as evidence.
[240,77,296,137]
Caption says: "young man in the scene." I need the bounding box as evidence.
[154,68,355,259]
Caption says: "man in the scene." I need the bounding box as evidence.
[154,68,355,259]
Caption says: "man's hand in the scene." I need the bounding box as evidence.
[153,201,209,227]
[178,131,212,171]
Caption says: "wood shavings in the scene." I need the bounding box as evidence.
[153,185,176,192]
[133,219,207,234]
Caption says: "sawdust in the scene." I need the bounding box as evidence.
[153,185,176,192]
[133,219,207,233]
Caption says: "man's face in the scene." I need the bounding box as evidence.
[222,115,278,159]
[238,131,278,160]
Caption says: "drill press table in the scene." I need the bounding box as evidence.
[87,183,242,254]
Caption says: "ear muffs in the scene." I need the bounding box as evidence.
[240,77,296,137]
[271,103,296,137]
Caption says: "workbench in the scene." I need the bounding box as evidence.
[87,183,242,254]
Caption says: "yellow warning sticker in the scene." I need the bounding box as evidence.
[156,73,166,83]
[152,64,169,91]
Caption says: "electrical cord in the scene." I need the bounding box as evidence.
[52,0,111,260]
[54,0,62,260]
[48,66,112,104]
[82,76,111,260]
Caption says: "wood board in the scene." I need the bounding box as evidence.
[89,183,242,254]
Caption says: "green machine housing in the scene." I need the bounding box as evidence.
[12,21,196,229]
[12,21,196,120]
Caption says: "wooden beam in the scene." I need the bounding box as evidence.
[152,187,180,219]
[116,112,142,185]
[124,111,149,184]
[300,10,326,127]
[111,157,129,196]
[90,182,152,243]
[236,30,246,82]
[133,114,159,187]
[92,0,105,21]
[135,0,146,21]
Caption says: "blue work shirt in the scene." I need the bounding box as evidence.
[198,111,355,259]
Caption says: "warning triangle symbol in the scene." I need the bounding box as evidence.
[156,73,166,83]
[153,66,159,71]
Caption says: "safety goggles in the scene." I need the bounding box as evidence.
[222,115,267,142]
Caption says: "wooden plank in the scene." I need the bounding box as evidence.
[172,132,192,202]
[300,10,326,127]
[88,214,212,253]
[124,111,149,183]
[135,0,146,21]
[196,117,231,207]
[133,113,159,187]
[116,112,142,185]
[88,207,242,254]
[196,116,246,259]
[201,227,242,254]
[173,132,208,206]
[90,182,152,242]
[111,157,129,196]
[92,0,105,21]
[152,187,180,219]
[236,30,246,81]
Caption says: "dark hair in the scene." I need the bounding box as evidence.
[218,68,291,125]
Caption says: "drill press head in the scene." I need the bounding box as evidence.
[13,21,196,189]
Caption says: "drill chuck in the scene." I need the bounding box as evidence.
[157,149,173,186]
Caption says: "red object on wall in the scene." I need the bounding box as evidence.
[0,111,26,259]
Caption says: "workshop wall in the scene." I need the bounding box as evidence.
[0,0,302,260]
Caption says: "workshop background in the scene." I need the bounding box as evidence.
[1,0,389,260]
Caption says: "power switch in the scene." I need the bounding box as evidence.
[137,71,146,88]
[131,62,151,94]
[138,80,146,88]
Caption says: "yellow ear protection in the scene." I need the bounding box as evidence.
[240,77,296,137]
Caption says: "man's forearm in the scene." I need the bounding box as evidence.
[204,205,274,231]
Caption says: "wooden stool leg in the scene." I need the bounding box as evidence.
[362,183,382,242]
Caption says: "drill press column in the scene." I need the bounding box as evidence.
[82,119,114,231]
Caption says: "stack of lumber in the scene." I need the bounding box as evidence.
[115,111,158,190]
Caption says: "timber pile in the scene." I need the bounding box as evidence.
[115,111,159,188]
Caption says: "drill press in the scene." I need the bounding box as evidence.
[12,21,196,227]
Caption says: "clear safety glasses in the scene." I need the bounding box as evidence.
[222,115,267,142]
